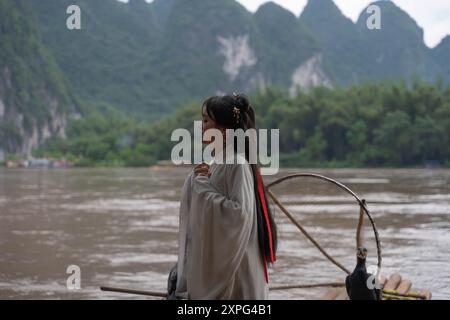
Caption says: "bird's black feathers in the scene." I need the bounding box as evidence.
[345,247,382,300]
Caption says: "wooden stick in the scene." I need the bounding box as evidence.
[99,285,429,300]
[100,286,167,298]
[267,189,351,275]
[382,289,428,300]
[266,174,382,273]
[270,282,345,291]
[356,201,365,248]
[382,294,417,300]
[101,282,345,297]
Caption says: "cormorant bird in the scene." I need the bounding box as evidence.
[345,247,382,300]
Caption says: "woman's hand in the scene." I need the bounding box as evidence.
[194,163,210,177]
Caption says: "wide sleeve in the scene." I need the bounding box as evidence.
[187,163,255,299]
[175,170,195,297]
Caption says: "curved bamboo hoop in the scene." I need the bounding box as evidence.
[265,173,382,277]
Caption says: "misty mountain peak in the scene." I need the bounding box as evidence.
[436,35,450,49]
[255,1,296,20]
[301,0,343,20]
[357,0,424,41]
[300,0,356,38]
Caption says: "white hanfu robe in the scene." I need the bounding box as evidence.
[175,152,269,300]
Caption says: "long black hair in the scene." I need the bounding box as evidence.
[202,93,277,264]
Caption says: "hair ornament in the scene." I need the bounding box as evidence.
[232,106,240,124]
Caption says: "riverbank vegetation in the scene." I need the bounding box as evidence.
[31,79,450,168]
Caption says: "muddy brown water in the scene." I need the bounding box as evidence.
[0,167,449,299]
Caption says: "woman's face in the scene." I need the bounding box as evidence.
[202,105,223,144]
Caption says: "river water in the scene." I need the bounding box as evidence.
[0,167,449,299]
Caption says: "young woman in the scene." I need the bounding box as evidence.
[170,94,277,300]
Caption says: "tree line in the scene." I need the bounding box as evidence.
[34,79,450,168]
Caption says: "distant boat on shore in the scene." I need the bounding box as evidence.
[5,158,74,169]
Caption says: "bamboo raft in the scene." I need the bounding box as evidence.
[101,172,432,300]
[321,273,432,300]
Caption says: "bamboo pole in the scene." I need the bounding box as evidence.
[270,282,345,291]
[267,189,351,275]
[356,200,365,248]
[382,289,428,300]
[266,173,382,273]
[100,282,346,297]
[100,286,167,298]
[99,285,429,300]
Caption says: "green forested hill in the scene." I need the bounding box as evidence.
[29,0,162,116]
[2,0,450,160]
[356,1,434,81]
[25,0,450,119]
[38,80,450,168]
[254,2,319,86]
[0,0,78,156]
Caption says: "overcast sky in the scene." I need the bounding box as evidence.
[135,0,449,47]
[235,0,450,48]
